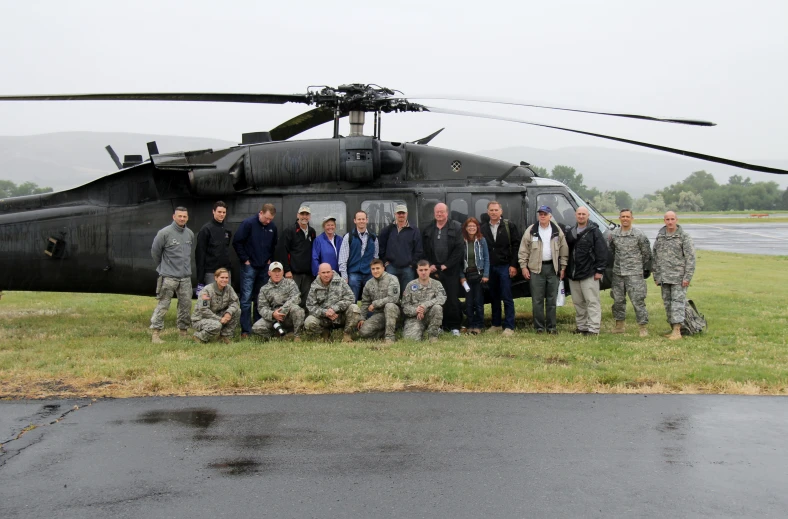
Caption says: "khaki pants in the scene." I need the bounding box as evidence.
[568,276,602,334]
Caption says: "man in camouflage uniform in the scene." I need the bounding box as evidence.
[401,260,447,342]
[358,259,401,344]
[305,262,361,342]
[652,211,696,340]
[191,268,240,344]
[150,206,194,343]
[252,262,305,341]
[609,208,652,337]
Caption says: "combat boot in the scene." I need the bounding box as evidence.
[639,324,648,337]
[342,333,354,343]
[220,336,232,344]
[151,330,164,344]
[179,329,190,338]
[321,329,331,342]
[667,323,682,340]
[611,320,625,334]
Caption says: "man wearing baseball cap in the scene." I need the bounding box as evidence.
[518,206,568,334]
[378,203,423,292]
[252,261,305,341]
[275,205,316,313]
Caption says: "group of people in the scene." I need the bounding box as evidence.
[148,200,696,344]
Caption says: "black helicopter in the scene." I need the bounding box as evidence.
[1,84,786,299]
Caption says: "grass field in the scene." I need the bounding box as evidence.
[1,250,786,399]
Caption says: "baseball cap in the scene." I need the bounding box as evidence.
[268,261,284,271]
[394,204,408,213]
[537,205,552,214]
[298,206,311,214]
[322,215,336,224]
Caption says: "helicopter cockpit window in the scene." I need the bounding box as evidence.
[361,199,406,235]
[301,201,347,236]
[449,199,469,224]
[537,193,577,228]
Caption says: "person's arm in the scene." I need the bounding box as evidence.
[333,282,355,312]
[306,286,322,317]
[518,227,531,272]
[281,280,300,314]
[375,277,400,308]
[432,280,447,307]
[226,287,241,317]
[256,289,275,321]
[683,233,696,285]
[373,235,379,259]
[652,238,661,284]
[338,236,350,281]
[361,280,373,309]
[509,223,521,268]
[401,289,418,317]
[481,238,490,278]
[312,237,322,277]
[379,226,389,263]
[151,230,164,267]
[593,229,609,274]
[232,220,250,264]
[639,233,652,272]
[195,227,208,281]
[444,223,464,269]
[275,227,292,274]
[412,228,425,266]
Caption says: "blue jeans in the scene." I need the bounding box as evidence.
[489,264,515,330]
[240,264,269,334]
[348,272,372,302]
[385,264,416,293]
[465,278,485,329]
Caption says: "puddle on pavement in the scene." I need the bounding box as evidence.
[135,408,218,429]
[209,458,262,476]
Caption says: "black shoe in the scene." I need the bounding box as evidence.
[583,331,599,336]
[536,329,545,334]
[547,329,558,335]
[572,329,587,335]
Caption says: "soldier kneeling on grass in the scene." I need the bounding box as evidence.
[252,262,305,341]
[304,262,361,342]
[401,260,447,342]
[358,259,401,344]
[191,268,240,344]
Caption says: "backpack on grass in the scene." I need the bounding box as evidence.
[681,300,707,336]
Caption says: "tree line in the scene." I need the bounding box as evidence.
[0,180,53,198]
[533,166,788,213]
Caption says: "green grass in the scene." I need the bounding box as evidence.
[1,250,787,398]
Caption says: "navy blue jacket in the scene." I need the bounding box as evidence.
[379,222,424,269]
[232,215,278,269]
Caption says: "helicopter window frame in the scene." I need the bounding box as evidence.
[300,200,348,236]
[536,192,577,228]
[361,199,406,236]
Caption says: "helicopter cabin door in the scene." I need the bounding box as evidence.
[446,192,524,229]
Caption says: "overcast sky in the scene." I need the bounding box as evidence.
[1,0,786,177]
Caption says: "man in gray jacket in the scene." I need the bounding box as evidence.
[150,206,194,343]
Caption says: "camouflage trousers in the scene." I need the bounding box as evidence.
[192,315,239,342]
[403,305,443,341]
[611,274,649,324]
[660,284,688,325]
[150,276,192,330]
[304,305,361,335]
[359,303,400,341]
[252,307,306,339]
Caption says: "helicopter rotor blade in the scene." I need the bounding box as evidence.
[269,107,348,141]
[0,92,312,105]
[405,95,715,127]
[423,106,788,175]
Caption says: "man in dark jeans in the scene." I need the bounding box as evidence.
[275,205,316,313]
[379,203,423,293]
[480,200,521,337]
[232,203,278,338]
[422,202,464,336]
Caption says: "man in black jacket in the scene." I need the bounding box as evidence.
[566,206,609,336]
[422,202,464,336]
[195,201,232,294]
[480,201,521,336]
[379,203,423,293]
[276,205,317,311]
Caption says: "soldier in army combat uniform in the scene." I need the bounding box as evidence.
[252,262,305,340]
[652,211,696,340]
[191,268,240,343]
[358,259,401,344]
[305,262,361,342]
[150,206,194,343]
[609,209,652,337]
[401,260,447,342]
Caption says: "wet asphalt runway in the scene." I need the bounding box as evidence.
[639,223,788,255]
[2,394,787,518]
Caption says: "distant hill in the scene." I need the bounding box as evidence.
[1,132,786,196]
[477,146,788,197]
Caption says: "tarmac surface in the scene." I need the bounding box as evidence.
[639,223,788,255]
[2,394,787,518]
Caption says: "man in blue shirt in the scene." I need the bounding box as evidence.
[338,210,379,301]
[232,203,278,337]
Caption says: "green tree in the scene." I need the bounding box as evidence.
[676,191,704,212]
[634,194,666,214]
[782,188,788,210]
[658,170,718,206]
[530,166,548,177]
[728,175,752,187]
[592,192,618,213]
[610,190,633,210]
[0,180,15,198]
[0,180,54,198]
[549,165,599,201]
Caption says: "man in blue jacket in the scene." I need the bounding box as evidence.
[379,204,423,293]
[338,210,379,301]
[232,203,278,337]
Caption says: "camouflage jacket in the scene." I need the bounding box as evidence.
[652,225,696,285]
[257,278,301,320]
[609,226,652,276]
[306,271,356,317]
[192,283,240,322]
[401,278,447,317]
[361,272,400,313]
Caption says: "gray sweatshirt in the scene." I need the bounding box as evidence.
[151,221,194,278]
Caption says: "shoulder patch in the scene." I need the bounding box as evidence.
[411,284,419,291]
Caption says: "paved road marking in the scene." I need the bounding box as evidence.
[701,224,788,241]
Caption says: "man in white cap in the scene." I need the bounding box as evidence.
[275,205,316,312]
[252,261,305,341]
[379,203,423,292]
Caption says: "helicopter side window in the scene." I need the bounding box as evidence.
[361,200,405,235]
[300,201,347,236]
[537,193,576,228]
[449,199,468,224]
